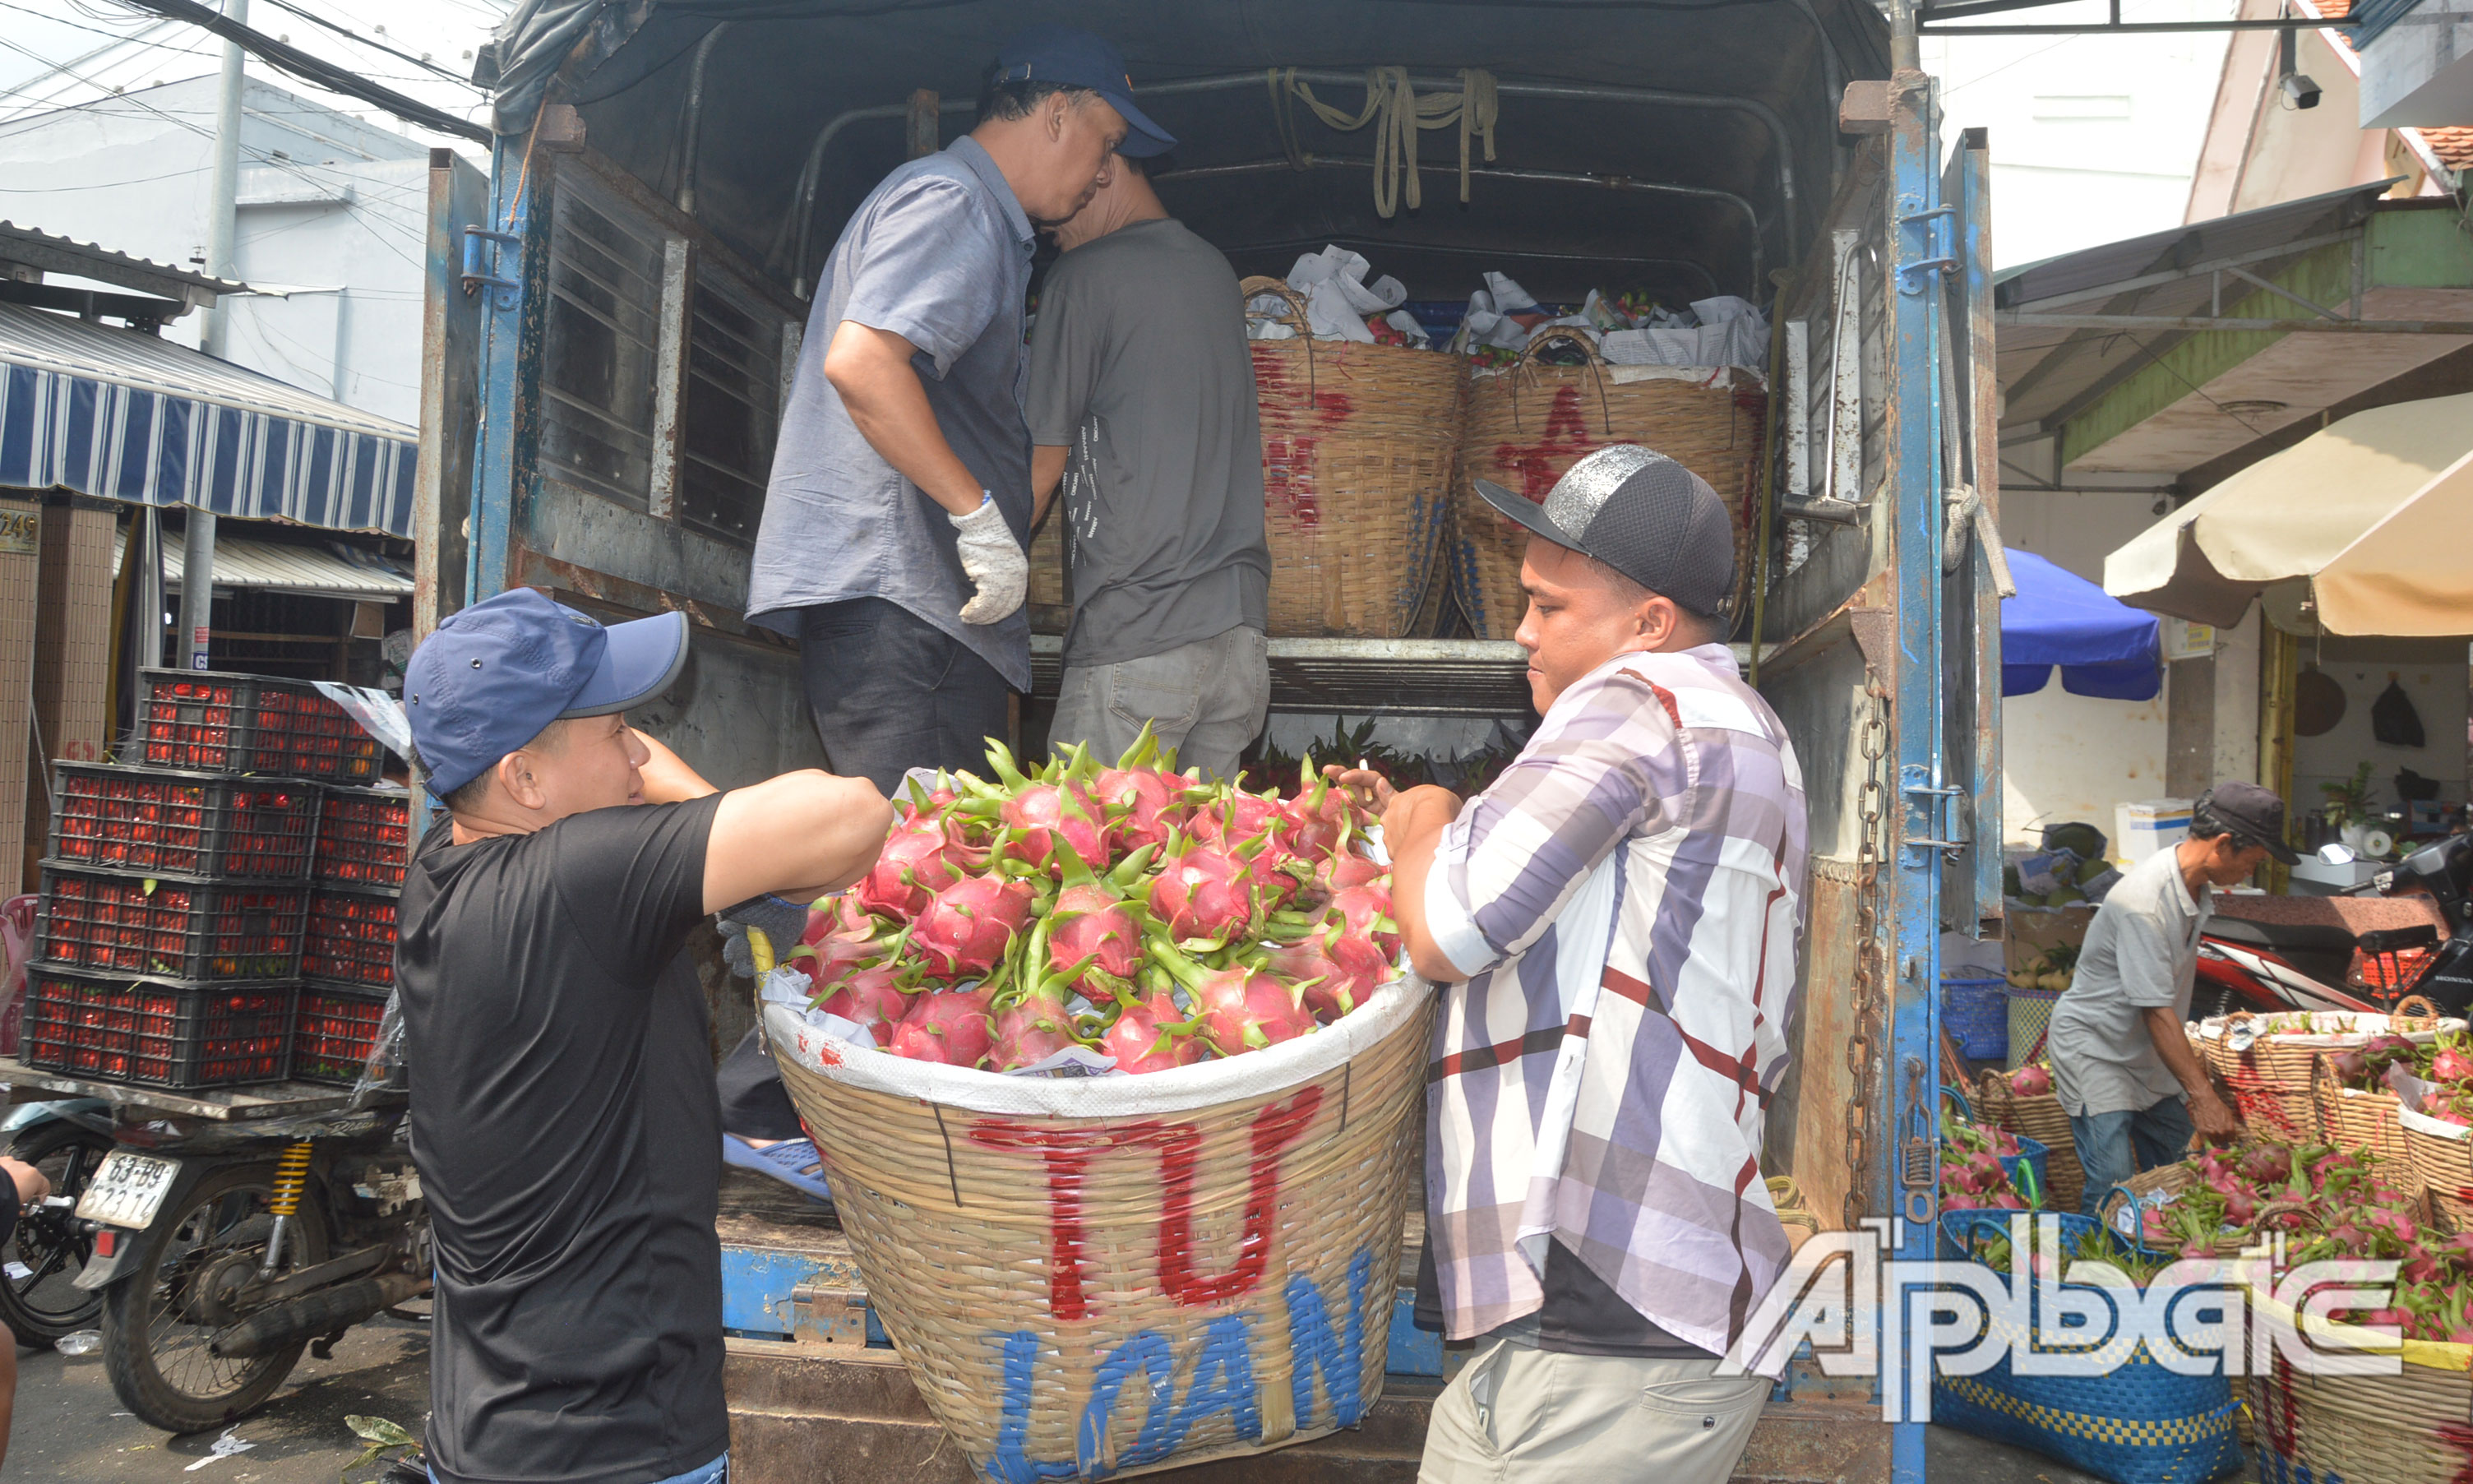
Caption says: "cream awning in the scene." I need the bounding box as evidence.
[2315,446,2473,636]
[2103,391,2473,631]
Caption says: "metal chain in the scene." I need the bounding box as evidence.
[1842,668,1892,1230]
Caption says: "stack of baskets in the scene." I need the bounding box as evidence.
[2193,1009,2459,1149]
[1448,331,1765,639]
[2401,1093,2473,1233]
[1977,1066,2085,1215]
[20,670,406,1092]
[296,784,409,1086]
[1242,278,1458,640]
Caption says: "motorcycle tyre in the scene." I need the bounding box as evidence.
[101,1162,329,1434]
[0,1120,114,1344]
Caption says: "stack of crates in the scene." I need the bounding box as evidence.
[21,670,398,1091]
[296,784,408,1085]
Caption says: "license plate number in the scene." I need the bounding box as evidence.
[75,1153,181,1229]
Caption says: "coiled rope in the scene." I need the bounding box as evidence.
[1267,66,1500,217]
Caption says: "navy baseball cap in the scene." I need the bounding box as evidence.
[1475,445,1736,617]
[992,25,1175,157]
[404,589,689,797]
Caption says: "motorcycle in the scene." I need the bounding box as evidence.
[0,1098,115,1344]
[2192,833,2473,1021]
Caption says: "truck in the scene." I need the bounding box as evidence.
[416,2,2006,1478]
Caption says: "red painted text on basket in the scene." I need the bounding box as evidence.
[1490,385,1602,502]
[968,1086,1324,1323]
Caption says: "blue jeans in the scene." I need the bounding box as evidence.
[2069,1097,2197,1218]
[433,1454,723,1484]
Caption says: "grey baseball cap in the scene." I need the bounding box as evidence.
[2198,780,2300,865]
[1473,445,1736,617]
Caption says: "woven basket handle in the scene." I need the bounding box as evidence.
[1508,326,1612,435]
[1241,275,1316,404]
[2396,993,2438,1031]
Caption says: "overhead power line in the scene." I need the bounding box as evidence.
[109,0,490,143]
[255,0,475,86]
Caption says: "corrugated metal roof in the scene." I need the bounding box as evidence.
[114,528,412,599]
[0,221,249,302]
[0,302,408,440]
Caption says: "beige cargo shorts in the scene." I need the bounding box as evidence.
[1418,1336,1771,1484]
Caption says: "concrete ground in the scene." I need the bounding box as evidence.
[0,1319,2255,1483]
[3,1313,430,1482]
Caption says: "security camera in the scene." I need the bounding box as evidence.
[2281,72,2322,109]
[2279,29,2322,109]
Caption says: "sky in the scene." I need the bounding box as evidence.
[0,0,508,154]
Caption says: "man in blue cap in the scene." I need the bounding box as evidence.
[395,589,893,1484]
[747,23,1176,793]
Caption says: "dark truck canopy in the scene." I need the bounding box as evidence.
[479,0,1888,305]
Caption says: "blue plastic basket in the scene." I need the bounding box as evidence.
[1939,1085,2050,1207]
[1943,974,2010,1061]
[1934,1212,2245,1484]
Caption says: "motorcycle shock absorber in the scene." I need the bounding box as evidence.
[259,1140,314,1278]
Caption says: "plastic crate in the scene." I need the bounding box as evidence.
[34,866,307,981]
[50,763,322,881]
[315,785,411,889]
[303,885,398,987]
[1942,974,2009,1061]
[21,965,294,1089]
[293,980,390,1085]
[138,668,385,783]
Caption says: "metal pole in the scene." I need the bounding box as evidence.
[183,0,245,671]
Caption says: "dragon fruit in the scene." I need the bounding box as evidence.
[910,871,1034,980]
[2433,1040,2473,1084]
[980,742,1112,873]
[1092,725,1195,852]
[1276,765,1360,861]
[1153,936,1319,1056]
[2006,1066,2054,1098]
[1261,922,1389,1022]
[889,987,996,1068]
[1149,833,1264,946]
[1042,839,1155,997]
[1097,988,1209,1074]
[2240,1144,2293,1185]
[1315,849,1389,896]
[814,964,916,1047]
[988,991,1084,1071]
[1192,786,1287,853]
[1327,881,1401,958]
[854,814,985,921]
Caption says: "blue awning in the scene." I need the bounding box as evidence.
[2002,546,2162,701]
[0,301,415,537]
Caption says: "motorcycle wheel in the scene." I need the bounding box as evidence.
[102,1163,330,1434]
[0,1120,115,1344]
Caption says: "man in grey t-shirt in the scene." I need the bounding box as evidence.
[1028,155,1272,779]
[2047,782,2296,1213]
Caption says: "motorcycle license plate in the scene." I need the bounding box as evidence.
[75,1152,181,1229]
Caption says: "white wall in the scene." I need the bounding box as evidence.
[1923,0,2240,267]
[0,77,437,425]
[2291,650,2471,822]
[1999,489,2179,847]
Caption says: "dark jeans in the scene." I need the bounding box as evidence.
[797,598,1010,795]
[2069,1095,2198,1218]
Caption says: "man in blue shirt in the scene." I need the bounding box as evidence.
[746,25,1175,793]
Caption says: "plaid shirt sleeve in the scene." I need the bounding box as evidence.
[1423,665,1691,978]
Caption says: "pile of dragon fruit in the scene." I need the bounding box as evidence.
[1938,1108,2038,1212]
[2318,1026,2473,1125]
[788,731,1398,1075]
[2133,1140,2473,1340]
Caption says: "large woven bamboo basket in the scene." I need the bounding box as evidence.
[1241,278,1457,639]
[2400,1103,2473,1234]
[1977,1067,2085,1215]
[2248,1301,2473,1482]
[2309,998,2440,1186]
[1450,330,1766,640]
[765,976,1435,1480]
[2197,1008,2461,1144]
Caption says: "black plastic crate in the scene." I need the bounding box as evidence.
[303,885,398,988]
[34,864,308,981]
[138,668,385,783]
[314,785,411,889]
[50,763,323,881]
[22,965,294,1089]
[293,980,391,1086]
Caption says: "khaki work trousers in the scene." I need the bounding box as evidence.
[1418,1337,1771,1484]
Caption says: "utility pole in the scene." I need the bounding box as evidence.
[182,0,247,670]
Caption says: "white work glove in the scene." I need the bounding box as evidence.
[950,494,1027,626]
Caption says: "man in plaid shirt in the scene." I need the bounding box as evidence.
[1341,445,1808,1483]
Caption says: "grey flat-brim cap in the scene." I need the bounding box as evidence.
[1473,444,1735,617]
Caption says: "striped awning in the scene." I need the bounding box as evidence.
[0,301,416,537]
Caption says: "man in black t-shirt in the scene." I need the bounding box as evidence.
[397,589,892,1484]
